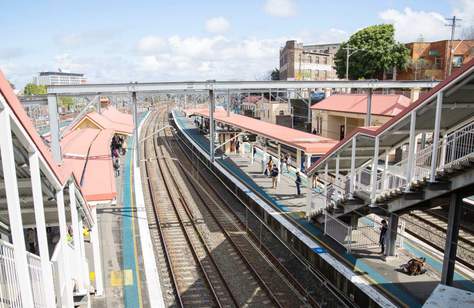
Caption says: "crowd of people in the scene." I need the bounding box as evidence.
[111,135,127,177]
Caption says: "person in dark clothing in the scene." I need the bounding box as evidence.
[295,171,302,195]
[235,140,240,153]
[271,164,279,188]
[379,220,388,254]
[113,158,120,176]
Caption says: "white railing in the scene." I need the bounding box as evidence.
[27,252,47,308]
[0,240,22,308]
[51,240,75,307]
[352,121,474,200]
[0,239,48,308]
[324,211,352,251]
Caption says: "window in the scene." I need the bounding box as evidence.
[453,55,464,68]
[279,110,284,115]
[434,57,442,69]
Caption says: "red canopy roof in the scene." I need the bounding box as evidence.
[311,94,411,117]
[186,108,338,155]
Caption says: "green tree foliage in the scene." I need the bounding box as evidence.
[334,24,409,80]
[23,83,47,95]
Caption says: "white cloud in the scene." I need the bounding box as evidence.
[205,17,230,34]
[134,35,283,81]
[379,8,450,42]
[137,36,165,54]
[263,0,296,17]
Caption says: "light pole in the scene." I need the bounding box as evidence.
[344,45,364,80]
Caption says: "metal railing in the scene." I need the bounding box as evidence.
[0,239,48,308]
[0,240,22,308]
[324,211,352,251]
[27,252,47,308]
[351,121,474,200]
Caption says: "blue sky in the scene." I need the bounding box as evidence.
[1,0,472,88]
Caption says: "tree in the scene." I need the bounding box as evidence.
[334,24,409,80]
[59,96,74,111]
[271,68,280,80]
[23,83,47,95]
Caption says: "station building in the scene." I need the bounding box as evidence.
[311,94,411,140]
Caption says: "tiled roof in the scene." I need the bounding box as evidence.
[311,94,411,117]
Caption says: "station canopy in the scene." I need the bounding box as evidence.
[185,108,338,155]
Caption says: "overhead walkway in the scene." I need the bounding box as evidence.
[173,110,474,307]
[308,59,474,293]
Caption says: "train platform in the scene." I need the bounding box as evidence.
[173,110,474,307]
[92,113,163,308]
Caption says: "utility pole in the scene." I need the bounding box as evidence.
[446,16,461,78]
[344,45,361,80]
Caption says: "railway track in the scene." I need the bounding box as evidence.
[403,205,474,269]
[142,109,312,307]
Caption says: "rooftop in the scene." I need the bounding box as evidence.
[185,108,338,155]
[311,94,411,117]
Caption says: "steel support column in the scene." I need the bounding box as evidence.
[405,111,417,191]
[227,89,230,117]
[296,149,302,171]
[56,189,74,307]
[349,137,357,198]
[209,89,215,162]
[441,193,462,286]
[91,207,104,296]
[29,151,56,308]
[366,88,373,126]
[132,91,139,167]
[430,92,443,182]
[69,182,84,290]
[47,94,62,163]
[335,154,340,183]
[386,213,399,256]
[0,109,34,307]
[370,136,380,206]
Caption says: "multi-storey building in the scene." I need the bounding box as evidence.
[34,71,87,86]
[280,40,340,81]
[398,40,474,80]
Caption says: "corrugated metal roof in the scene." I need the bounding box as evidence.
[186,109,338,155]
[311,94,411,117]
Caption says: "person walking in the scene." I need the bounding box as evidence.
[113,158,120,176]
[266,157,273,177]
[295,171,302,195]
[271,164,279,188]
[379,220,388,254]
[235,139,240,154]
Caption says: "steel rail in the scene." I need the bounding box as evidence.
[142,110,184,308]
[166,128,316,307]
[152,110,237,308]
[171,116,357,307]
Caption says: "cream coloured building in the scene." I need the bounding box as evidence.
[311,94,411,140]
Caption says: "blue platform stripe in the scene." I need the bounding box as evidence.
[122,135,141,307]
[175,113,434,307]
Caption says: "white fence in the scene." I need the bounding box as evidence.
[0,239,48,308]
[324,212,352,250]
[324,212,406,253]
[0,240,22,308]
[351,121,474,200]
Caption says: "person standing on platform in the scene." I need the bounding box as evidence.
[235,139,240,154]
[295,171,302,195]
[122,138,127,155]
[113,158,120,176]
[266,157,273,177]
[379,220,388,254]
[271,164,279,188]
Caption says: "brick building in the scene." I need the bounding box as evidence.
[398,40,474,80]
[279,40,340,80]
